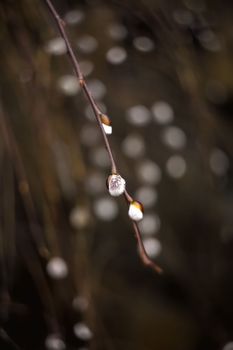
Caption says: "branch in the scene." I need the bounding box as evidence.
[44,0,163,274]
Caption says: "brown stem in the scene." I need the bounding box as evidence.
[123,192,163,274]
[44,0,117,174]
[124,189,133,203]
[44,0,162,274]
[132,222,163,274]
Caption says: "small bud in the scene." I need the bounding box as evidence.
[128,200,144,221]
[107,174,126,196]
[100,113,112,135]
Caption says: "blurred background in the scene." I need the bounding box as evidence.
[1,0,233,349]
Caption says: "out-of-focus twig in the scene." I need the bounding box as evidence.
[0,102,47,257]
[0,101,59,330]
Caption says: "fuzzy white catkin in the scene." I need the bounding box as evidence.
[102,123,112,135]
[128,203,143,221]
[108,174,126,196]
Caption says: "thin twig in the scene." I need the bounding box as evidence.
[132,222,162,274]
[44,0,117,174]
[44,0,163,274]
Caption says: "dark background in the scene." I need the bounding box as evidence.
[0,0,233,349]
